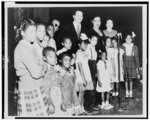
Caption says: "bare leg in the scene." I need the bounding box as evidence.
[116,82,119,96]
[101,92,105,103]
[112,83,115,96]
[129,79,133,97]
[125,80,129,97]
[106,92,110,102]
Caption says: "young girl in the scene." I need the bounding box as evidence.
[43,47,64,116]
[14,19,49,116]
[75,33,94,113]
[57,52,80,116]
[103,19,117,38]
[111,38,124,96]
[96,51,114,109]
[46,24,57,51]
[122,32,140,98]
[86,35,98,107]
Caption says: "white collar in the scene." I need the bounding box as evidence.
[73,21,81,28]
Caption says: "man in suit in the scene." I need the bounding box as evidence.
[58,10,86,53]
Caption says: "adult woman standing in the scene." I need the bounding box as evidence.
[103,19,118,38]
[14,19,49,116]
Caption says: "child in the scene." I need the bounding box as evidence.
[57,52,80,116]
[86,35,98,107]
[111,38,124,96]
[14,19,49,116]
[75,33,94,113]
[122,32,140,98]
[57,37,75,68]
[57,37,72,56]
[46,24,57,51]
[103,19,117,38]
[43,47,64,116]
[96,51,114,109]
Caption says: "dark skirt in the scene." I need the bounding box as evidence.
[124,56,137,79]
[88,60,97,89]
[17,85,50,116]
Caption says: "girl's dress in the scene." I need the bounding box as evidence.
[122,43,139,79]
[58,66,79,116]
[86,44,98,89]
[75,50,94,92]
[44,66,64,116]
[111,48,124,82]
[96,60,113,92]
[106,47,116,81]
[14,40,49,116]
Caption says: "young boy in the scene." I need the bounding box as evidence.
[43,47,64,116]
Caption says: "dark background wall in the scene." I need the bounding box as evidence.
[7,6,142,115]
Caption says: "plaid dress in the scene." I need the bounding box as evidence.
[122,44,139,79]
[17,85,50,117]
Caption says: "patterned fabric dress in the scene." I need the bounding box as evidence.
[58,66,79,116]
[122,43,139,79]
[44,66,64,116]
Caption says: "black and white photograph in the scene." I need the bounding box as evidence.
[2,1,148,119]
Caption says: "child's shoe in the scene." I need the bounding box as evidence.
[112,92,116,96]
[105,101,114,109]
[115,92,119,96]
[125,91,129,98]
[101,102,106,109]
[129,91,133,98]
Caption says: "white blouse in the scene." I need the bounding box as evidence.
[123,43,134,56]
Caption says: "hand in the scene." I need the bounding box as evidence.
[49,103,55,114]
[137,73,141,80]
[83,80,87,87]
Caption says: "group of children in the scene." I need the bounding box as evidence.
[14,18,140,116]
[41,31,140,113]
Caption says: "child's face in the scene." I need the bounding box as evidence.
[112,40,117,48]
[63,39,72,50]
[92,17,101,28]
[101,52,107,61]
[22,25,36,42]
[90,36,98,46]
[125,35,132,44]
[45,51,57,66]
[106,38,112,47]
[106,20,113,29]
[36,25,46,41]
[80,42,88,51]
[47,25,54,37]
[62,55,71,69]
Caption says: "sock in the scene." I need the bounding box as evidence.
[105,101,109,105]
